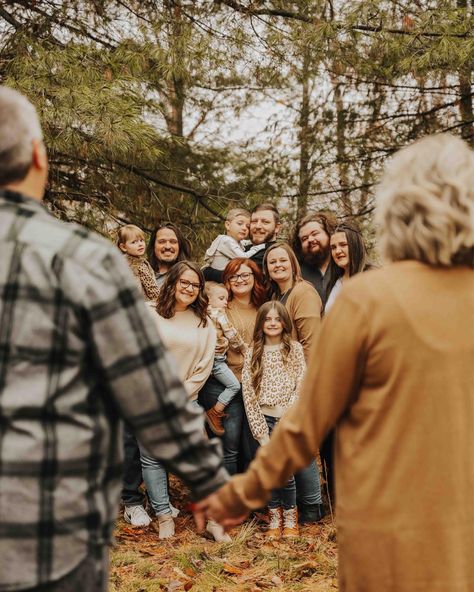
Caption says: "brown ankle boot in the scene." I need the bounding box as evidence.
[205,405,225,436]
[266,507,282,539]
[282,507,299,539]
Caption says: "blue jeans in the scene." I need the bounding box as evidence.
[139,445,170,516]
[265,416,296,510]
[213,356,241,406]
[199,376,244,475]
[295,459,322,505]
[121,423,145,507]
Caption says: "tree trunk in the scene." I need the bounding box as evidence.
[458,0,473,145]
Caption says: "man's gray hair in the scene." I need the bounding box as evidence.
[0,86,43,186]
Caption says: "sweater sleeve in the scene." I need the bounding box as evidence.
[291,283,322,361]
[219,237,266,261]
[184,322,217,400]
[213,293,369,515]
[241,348,270,445]
[219,311,246,353]
[137,260,161,301]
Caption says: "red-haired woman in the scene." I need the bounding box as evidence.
[198,258,268,475]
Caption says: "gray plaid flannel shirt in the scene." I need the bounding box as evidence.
[0,189,228,591]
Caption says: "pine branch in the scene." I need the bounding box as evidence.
[217,0,472,39]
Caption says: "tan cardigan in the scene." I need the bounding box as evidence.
[284,279,322,361]
[226,300,258,382]
[215,261,474,592]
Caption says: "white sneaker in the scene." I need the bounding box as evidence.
[169,503,180,518]
[123,505,151,527]
[206,519,231,543]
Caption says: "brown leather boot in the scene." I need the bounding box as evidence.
[266,507,282,539]
[205,405,225,436]
[282,507,299,539]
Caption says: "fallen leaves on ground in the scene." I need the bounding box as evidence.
[110,476,338,591]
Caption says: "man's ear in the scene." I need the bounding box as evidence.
[274,223,282,237]
[31,139,47,172]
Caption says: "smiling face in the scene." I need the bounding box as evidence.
[265,247,293,288]
[225,214,250,242]
[154,228,179,266]
[227,263,255,299]
[330,231,350,271]
[249,209,280,245]
[174,268,201,311]
[262,306,284,341]
[298,220,330,264]
[120,235,146,257]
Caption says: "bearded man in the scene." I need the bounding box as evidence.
[147,222,192,287]
[292,212,338,306]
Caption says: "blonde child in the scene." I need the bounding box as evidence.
[242,301,306,539]
[117,224,160,301]
[204,208,265,273]
[205,282,246,435]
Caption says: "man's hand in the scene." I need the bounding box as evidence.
[194,492,249,529]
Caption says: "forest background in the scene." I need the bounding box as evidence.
[1,0,473,256]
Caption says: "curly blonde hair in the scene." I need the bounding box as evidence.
[376,134,474,267]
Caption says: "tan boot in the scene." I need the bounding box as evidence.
[282,507,299,539]
[266,507,282,539]
[157,513,175,539]
[205,405,226,436]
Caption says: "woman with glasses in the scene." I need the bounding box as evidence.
[199,258,268,475]
[325,223,371,313]
[139,261,228,541]
[263,241,324,523]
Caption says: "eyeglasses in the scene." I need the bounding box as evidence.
[228,272,253,283]
[179,278,201,291]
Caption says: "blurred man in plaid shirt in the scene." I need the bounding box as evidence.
[0,86,228,591]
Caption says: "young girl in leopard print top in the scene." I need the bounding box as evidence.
[241,301,306,539]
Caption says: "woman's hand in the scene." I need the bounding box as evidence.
[194,492,250,529]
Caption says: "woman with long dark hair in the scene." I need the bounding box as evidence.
[140,261,226,540]
[325,223,371,312]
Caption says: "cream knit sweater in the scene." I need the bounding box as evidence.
[242,341,306,445]
[147,305,216,400]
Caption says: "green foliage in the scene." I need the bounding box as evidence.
[1,0,472,252]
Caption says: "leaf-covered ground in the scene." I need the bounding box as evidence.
[110,478,338,592]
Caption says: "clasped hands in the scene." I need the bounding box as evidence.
[189,490,249,533]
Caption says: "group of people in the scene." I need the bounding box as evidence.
[117,201,372,540]
[1,85,474,592]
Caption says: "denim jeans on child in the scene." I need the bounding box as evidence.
[212,355,241,406]
[264,415,296,510]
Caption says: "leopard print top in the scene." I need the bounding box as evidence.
[242,341,306,444]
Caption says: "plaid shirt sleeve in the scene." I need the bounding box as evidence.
[82,247,228,500]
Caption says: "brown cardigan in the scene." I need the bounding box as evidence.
[284,279,322,362]
[215,261,474,592]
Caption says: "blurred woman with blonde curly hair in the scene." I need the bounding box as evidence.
[198,133,474,592]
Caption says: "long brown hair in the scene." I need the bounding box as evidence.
[147,222,192,272]
[222,258,268,308]
[156,261,208,326]
[263,241,302,298]
[250,301,293,400]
